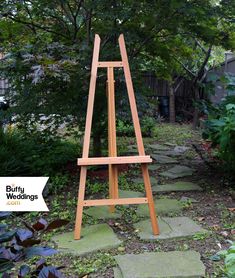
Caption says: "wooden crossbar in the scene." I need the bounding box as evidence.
[74,34,160,240]
[83,198,148,206]
[98,61,123,67]
[77,155,152,166]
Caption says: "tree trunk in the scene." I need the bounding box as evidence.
[192,87,200,129]
[169,83,176,123]
[93,129,102,157]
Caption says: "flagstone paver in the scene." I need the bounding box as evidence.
[136,198,183,217]
[151,154,178,164]
[173,145,190,154]
[119,189,144,198]
[148,143,170,151]
[134,217,207,240]
[148,164,161,171]
[180,196,198,203]
[155,149,184,157]
[132,176,157,184]
[85,206,122,219]
[152,181,202,193]
[160,165,194,179]
[114,251,205,278]
[113,267,123,278]
[52,224,122,256]
[164,142,176,147]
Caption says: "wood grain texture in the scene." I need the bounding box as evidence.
[77,155,152,165]
[74,34,159,240]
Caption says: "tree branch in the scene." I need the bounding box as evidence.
[6,14,69,39]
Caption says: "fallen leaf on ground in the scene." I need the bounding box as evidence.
[197,217,205,222]
[227,208,235,212]
[211,225,220,231]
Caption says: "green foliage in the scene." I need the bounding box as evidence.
[71,252,115,276]
[86,180,107,195]
[203,96,235,172]
[119,174,145,192]
[48,174,69,194]
[0,128,80,176]
[0,0,234,154]
[116,117,158,138]
[153,123,195,144]
[193,232,209,241]
[141,116,158,137]
[116,119,134,137]
[215,242,235,277]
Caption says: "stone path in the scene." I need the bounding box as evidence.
[160,165,195,179]
[151,154,178,164]
[136,198,183,217]
[152,181,202,193]
[54,142,207,277]
[134,217,207,240]
[114,251,205,278]
[52,223,122,256]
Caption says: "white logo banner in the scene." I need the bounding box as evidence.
[0,177,49,211]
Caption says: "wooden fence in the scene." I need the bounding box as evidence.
[142,72,202,119]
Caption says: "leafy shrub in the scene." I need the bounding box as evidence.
[116,119,134,137]
[0,128,81,176]
[0,212,69,277]
[224,242,235,277]
[203,99,235,172]
[141,116,158,137]
[214,242,235,277]
[116,116,157,137]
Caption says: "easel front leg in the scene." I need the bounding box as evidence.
[141,164,159,235]
[74,166,87,240]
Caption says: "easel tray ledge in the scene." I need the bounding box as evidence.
[77,155,152,166]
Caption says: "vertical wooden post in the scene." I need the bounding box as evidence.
[119,34,159,235]
[107,67,118,212]
[74,35,101,240]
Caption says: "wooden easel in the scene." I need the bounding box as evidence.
[74,34,159,240]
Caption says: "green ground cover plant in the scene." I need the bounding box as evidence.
[0,128,80,177]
